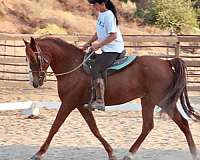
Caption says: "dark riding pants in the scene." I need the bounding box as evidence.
[91,52,120,79]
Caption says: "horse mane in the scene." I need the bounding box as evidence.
[36,37,84,55]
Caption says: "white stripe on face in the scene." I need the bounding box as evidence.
[27,58,33,85]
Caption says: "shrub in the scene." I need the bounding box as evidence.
[34,24,67,35]
[144,0,198,33]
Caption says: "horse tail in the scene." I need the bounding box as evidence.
[161,58,200,121]
[180,86,200,121]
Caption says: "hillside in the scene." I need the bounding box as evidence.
[0,0,164,35]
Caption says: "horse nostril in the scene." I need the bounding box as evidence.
[33,82,38,88]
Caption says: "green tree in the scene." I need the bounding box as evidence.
[144,0,198,33]
[193,0,200,27]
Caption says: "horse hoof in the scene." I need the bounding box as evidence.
[31,155,41,160]
[83,104,95,111]
[196,156,200,160]
[122,152,134,160]
[122,156,131,160]
[109,155,118,160]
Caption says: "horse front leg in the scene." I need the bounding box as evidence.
[31,103,74,160]
[77,106,117,160]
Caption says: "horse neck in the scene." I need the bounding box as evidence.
[39,39,84,76]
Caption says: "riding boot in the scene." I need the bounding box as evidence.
[90,78,105,111]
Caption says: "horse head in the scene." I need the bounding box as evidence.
[24,37,50,88]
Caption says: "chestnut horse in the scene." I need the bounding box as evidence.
[23,37,200,160]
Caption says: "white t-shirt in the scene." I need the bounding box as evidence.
[96,10,124,53]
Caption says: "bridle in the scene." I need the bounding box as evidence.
[28,43,48,82]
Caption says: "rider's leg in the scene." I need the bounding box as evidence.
[90,76,105,111]
[89,52,119,111]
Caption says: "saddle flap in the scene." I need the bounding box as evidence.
[108,55,137,70]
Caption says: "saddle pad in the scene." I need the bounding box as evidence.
[108,55,137,71]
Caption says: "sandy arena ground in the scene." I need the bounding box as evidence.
[0,81,200,160]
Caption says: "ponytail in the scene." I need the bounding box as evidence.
[105,0,118,25]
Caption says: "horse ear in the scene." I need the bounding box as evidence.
[30,37,36,50]
[23,39,29,46]
[30,37,35,44]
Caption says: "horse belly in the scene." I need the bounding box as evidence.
[105,64,145,105]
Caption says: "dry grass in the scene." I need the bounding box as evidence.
[0,0,164,35]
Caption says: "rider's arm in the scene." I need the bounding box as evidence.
[98,32,116,47]
[87,32,98,45]
[82,32,98,49]
[92,32,117,51]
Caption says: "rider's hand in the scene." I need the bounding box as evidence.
[90,42,102,51]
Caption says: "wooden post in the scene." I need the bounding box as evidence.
[175,41,180,57]
[73,32,80,45]
[3,40,6,81]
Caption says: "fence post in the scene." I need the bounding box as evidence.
[175,41,180,57]
[73,32,80,45]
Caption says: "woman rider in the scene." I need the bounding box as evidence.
[82,0,125,111]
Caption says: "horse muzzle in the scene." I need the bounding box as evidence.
[33,81,39,88]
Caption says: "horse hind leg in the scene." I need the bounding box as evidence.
[77,106,117,160]
[167,104,198,160]
[123,98,155,160]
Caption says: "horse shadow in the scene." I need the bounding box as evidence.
[0,145,197,160]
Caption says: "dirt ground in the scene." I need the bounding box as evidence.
[0,81,200,160]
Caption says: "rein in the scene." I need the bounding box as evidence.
[53,50,94,76]
[29,43,94,78]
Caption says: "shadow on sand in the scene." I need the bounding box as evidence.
[0,145,195,160]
